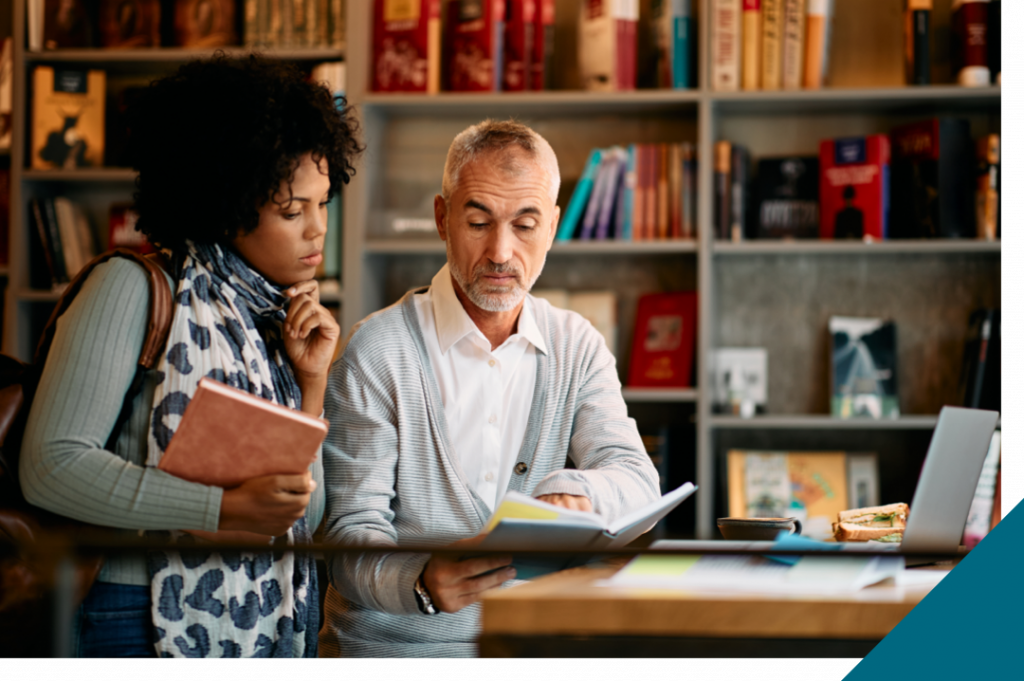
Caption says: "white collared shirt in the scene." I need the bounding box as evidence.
[413,264,548,511]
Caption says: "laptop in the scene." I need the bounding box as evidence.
[655,406,1000,559]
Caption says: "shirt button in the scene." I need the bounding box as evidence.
[488,414,497,424]
[514,462,528,475]
[488,359,496,367]
[485,472,494,482]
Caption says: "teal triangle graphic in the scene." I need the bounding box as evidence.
[845,501,1023,678]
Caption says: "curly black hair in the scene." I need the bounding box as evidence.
[126,54,362,253]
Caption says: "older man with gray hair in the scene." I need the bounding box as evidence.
[318,120,660,657]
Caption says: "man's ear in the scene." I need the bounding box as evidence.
[546,205,561,250]
[434,195,448,240]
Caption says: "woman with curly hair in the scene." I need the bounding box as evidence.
[19,55,361,658]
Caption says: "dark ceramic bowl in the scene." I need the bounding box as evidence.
[717,517,802,541]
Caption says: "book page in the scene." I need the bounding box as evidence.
[484,491,605,533]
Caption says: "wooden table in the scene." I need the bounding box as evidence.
[479,561,944,658]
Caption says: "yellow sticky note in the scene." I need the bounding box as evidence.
[485,500,562,532]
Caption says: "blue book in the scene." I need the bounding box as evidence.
[556,148,604,241]
[672,0,692,89]
[616,145,638,240]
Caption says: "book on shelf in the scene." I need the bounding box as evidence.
[652,0,693,89]
[952,0,990,87]
[780,0,805,90]
[311,61,347,97]
[890,118,975,239]
[819,135,890,241]
[330,0,347,48]
[988,0,1000,83]
[109,203,155,254]
[555,148,603,241]
[445,0,504,91]
[714,140,732,240]
[477,483,696,579]
[627,291,697,388]
[53,197,96,279]
[615,144,637,240]
[655,144,670,239]
[99,0,161,48]
[531,0,556,89]
[640,426,672,537]
[761,0,782,90]
[31,66,105,170]
[578,149,617,240]
[711,0,741,91]
[756,156,819,239]
[681,142,696,238]
[668,143,682,238]
[372,0,441,93]
[579,0,639,91]
[741,0,762,91]
[503,0,535,92]
[904,0,932,86]
[641,143,657,239]
[975,133,999,241]
[28,196,96,285]
[963,430,1000,549]
[534,289,618,355]
[710,347,767,416]
[958,308,1000,411]
[0,38,12,150]
[727,450,850,540]
[730,143,751,240]
[43,0,95,49]
[28,198,66,286]
[174,0,237,47]
[802,0,833,90]
[829,316,899,419]
[596,147,627,240]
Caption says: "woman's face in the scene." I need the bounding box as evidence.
[233,153,331,287]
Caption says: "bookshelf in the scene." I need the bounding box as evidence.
[2,1,1000,539]
[340,0,1000,539]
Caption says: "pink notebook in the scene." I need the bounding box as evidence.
[158,377,327,543]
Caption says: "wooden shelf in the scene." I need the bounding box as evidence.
[23,47,344,64]
[365,239,698,255]
[714,240,1001,256]
[22,168,136,182]
[710,415,940,430]
[621,388,698,403]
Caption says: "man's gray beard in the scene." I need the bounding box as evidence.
[447,241,545,313]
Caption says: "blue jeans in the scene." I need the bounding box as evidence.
[76,582,156,658]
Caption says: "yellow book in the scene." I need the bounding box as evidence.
[31,66,105,170]
[781,0,805,90]
[761,0,782,90]
[802,0,833,89]
[742,0,763,90]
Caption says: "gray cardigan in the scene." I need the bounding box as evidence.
[319,288,660,658]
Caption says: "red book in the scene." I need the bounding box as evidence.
[628,292,698,388]
[579,0,638,91]
[952,0,990,86]
[530,0,555,89]
[445,0,507,92]
[372,0,442,93]
[503,0,535,91]
[819,135,891,240]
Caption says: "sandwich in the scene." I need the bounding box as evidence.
[832,503,909,542]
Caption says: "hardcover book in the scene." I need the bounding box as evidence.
[503,0,535,91]
[372,0,441,92]
[904,0,931,85]
[756,156,819,238]
[31,66,105,170]
[819,135,890,240]
[761,0,782,90]
[975,133,999,241]
[627,291,697,388]
[952,0,990,86]
[579,0,639,91]
[780,0,805,90]
[714,140,732,239]
[889,118,975,239]
[711,0,741,91]
[43,0,94,48]
[174,0,237,47]
[742,0,762,91]
[531,0,555,89]
[802,0,833,89]
[730,143,751,240]
[652,0,692,89]
[555,148,602,240]
[445,0,505,92]
[99,0,161,48]
[829,316,899,419]
[959,308,1000,411]
[157,377,327,489]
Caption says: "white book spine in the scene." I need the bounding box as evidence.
[712,0,742,91]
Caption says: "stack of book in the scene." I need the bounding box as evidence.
[245,0,346,49]
[556,144,697,242]
[28,196,97,289]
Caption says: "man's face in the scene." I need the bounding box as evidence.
[435,148,560,313]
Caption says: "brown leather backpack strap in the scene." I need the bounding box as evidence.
[34,248,175,369]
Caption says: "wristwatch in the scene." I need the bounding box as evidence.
[414,572,438,615]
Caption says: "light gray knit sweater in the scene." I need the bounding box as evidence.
[319,288,661,658]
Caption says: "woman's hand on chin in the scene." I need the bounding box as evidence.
[282,279,340,414]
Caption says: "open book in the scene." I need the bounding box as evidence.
[477,482,697,579]
[158,377,328,544]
